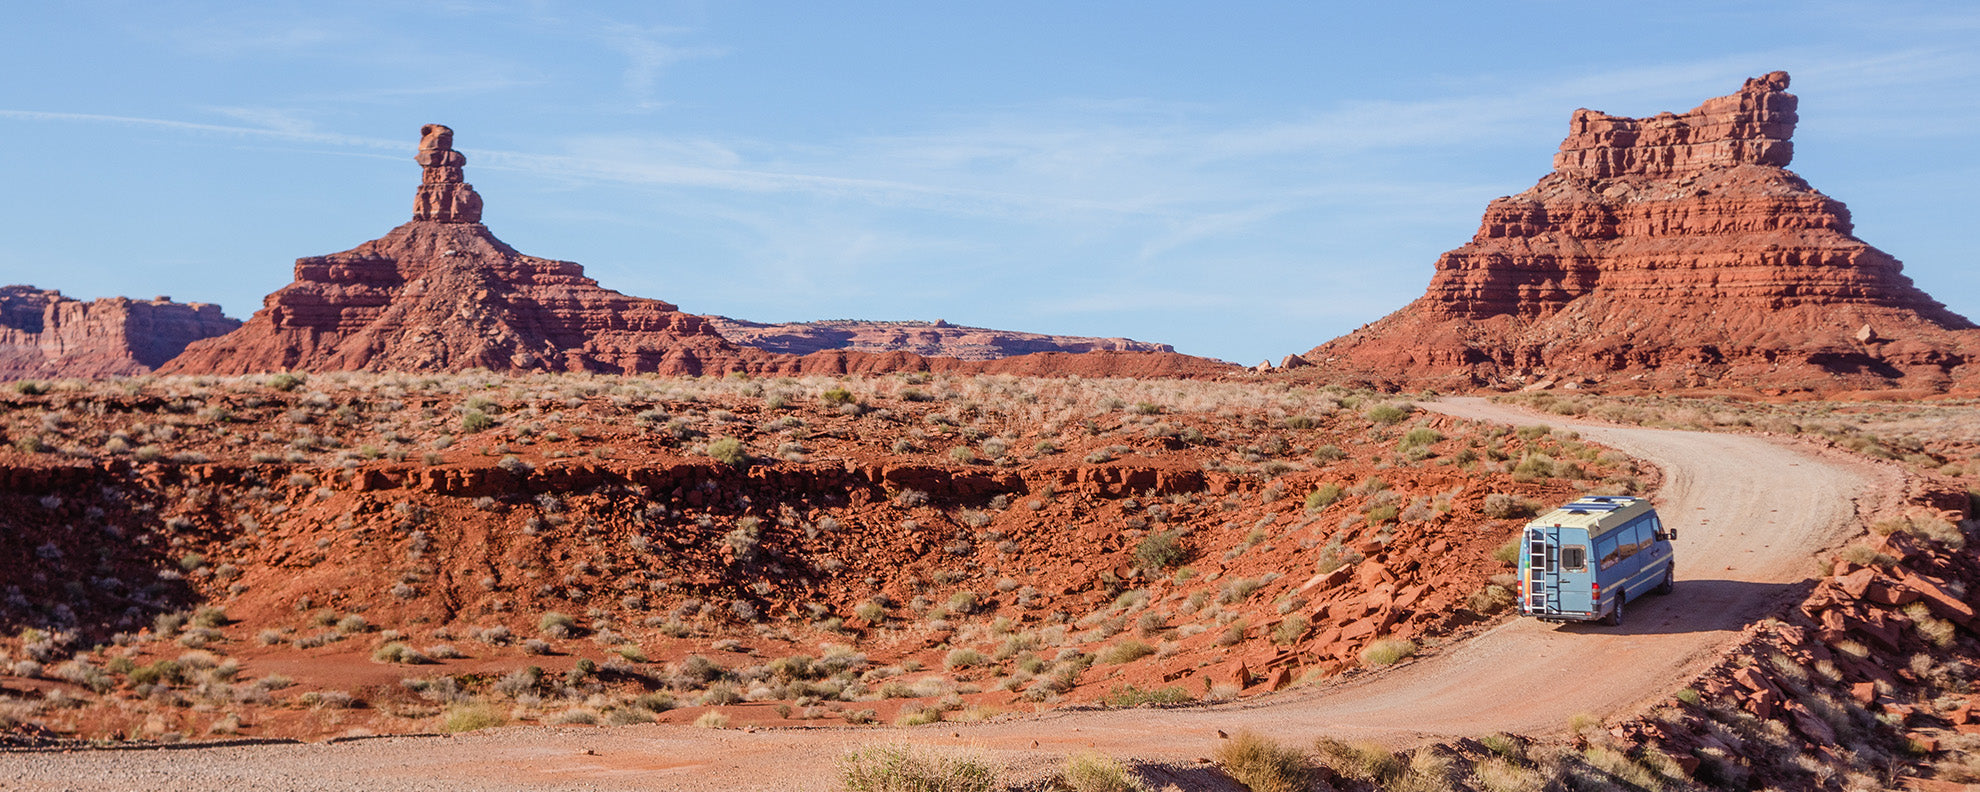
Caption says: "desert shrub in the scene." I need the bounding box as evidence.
[460,409,495,434]
[1512,454,1556,481]
[1064,751,1148,792]
[1132,530,1184,571]
[1491,536,1522,564]
[707,437,748,466]
[1272,616,1310,645]
[538,611,577,637]
[371,642,432,665]
[945,648,987,670]
[1398,427,1443,449]
[1481,493,1526,519]
[1304,483,1342,511]
[550,708,598,725]
[1096,640,1154,665]
[1215,731,1309,792]
[265,373,306,392]
[821,387,856,407]
[1468,585,1515,614]
[1364,504,1398,526]
[841,744,997,792]
[441,703,507,733]
[894,706,942,726]
[1365,404,1410,425]
[1360,638,1416,668]
[1102,685,1191,707]
[1312,738,1401,784]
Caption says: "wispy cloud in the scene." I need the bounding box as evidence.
[0,109,399,151]
[596,23,726,111]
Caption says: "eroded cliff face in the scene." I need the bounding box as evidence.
[1308,72,1978,393]
[0,287,238,380]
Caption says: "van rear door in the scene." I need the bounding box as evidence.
[1526,525,1594,616]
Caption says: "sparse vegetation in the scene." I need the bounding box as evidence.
[840,744,998,792]
[1214,731,1309,792]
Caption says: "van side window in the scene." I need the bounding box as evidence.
[1561,545,1587,571]
[1596,534,1620,570]
[1618,521,1647,561]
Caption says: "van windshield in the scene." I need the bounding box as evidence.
[1561,546,1587,571]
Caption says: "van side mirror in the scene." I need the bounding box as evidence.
[1656,530,1676,542]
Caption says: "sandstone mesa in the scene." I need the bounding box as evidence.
[0,287,238,380]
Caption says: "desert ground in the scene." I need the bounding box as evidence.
[10,390,1958,791]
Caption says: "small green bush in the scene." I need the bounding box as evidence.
[1272,616,1310,645]
[1101,684,1192,707]
[460,409,495,434]
[1096,640,1155,665]
[821,387,856,407]
[1304,483,1342,511]
[1132,530,1184,571]
[441,703,507,733]
[1491,536,1522,564]
[371,642,432,664]
[1360,638,1416,668]
[1215,731,1309,792]
[538,611,577,637]
[266,373,306,392]
[1398,427,1443,449]
[1365,404,1410,425]
[707,437,748,467]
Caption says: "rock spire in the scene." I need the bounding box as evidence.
[411,124,483,224]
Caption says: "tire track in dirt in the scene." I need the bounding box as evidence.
[7,398,1883,791]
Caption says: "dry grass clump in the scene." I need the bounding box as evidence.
[1062,751,1147,792]
[840,744,998,792]
[1214,731,1309,792]
[1359,638,1416,668]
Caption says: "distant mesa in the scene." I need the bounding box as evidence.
[707,316,1175,361]
[0,286,238,381]
[160,125,1229,379]
[1304,71,1978,393]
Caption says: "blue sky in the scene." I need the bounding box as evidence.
[3,2,1976,364]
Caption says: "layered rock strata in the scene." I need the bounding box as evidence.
[163,126,1230,379]
[0,287,238,380]
[1306,72,1978,392]
[707,317,1174,360]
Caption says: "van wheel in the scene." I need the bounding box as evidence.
[1655,567,1675,596]
[1604,596,1624,627]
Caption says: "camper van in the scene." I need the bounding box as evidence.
[1517,495,1676,626]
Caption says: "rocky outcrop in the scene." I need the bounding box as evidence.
[0,287,238,380]
[411,124,483,224]
[1306,72,1979,393]
[162,125,1233,379]
[706,316,1174,360]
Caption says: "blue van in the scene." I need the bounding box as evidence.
[1517,495,1676,625]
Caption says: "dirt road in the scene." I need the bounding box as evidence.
[5,398,1884,791]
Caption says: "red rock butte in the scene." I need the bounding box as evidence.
[1,287,238,380]
[162,126,1230,379]
[1302,71,1979,393]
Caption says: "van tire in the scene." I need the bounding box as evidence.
[1655,567,1675,596]
[1604,596,1624,627]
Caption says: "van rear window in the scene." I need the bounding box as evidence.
[1561,546,1587,571]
